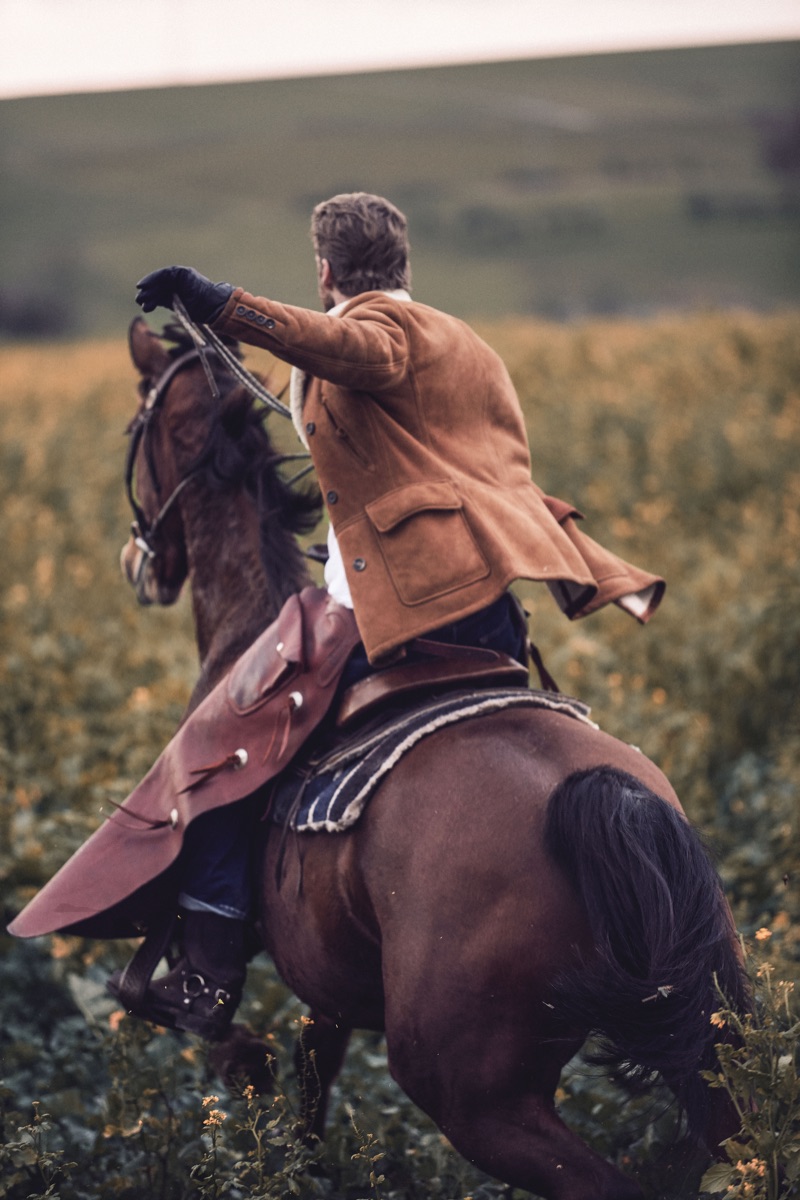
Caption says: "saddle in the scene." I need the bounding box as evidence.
[334,637,530,729]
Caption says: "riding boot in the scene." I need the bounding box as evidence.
[108,910,247,1042]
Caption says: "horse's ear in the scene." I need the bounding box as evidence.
[128,316,170,376]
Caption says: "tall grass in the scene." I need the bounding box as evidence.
[1,311,798,1197]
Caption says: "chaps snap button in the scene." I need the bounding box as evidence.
[305,421,316,436]
[326,490,338,505]
[353,557,367,572]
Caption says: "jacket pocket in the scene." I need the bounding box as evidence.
[366,481,490,606]
[320,392,373,470]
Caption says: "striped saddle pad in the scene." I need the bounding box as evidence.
[268,686,595,834]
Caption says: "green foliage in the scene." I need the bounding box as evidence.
[700,941,800,1199]
[0,1098,77,1198]
[1,312,799,1197]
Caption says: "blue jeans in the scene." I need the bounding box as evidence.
[179,801,258,920]
[179,592,528,918]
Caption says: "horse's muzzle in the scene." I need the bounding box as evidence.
[120,535,181,606]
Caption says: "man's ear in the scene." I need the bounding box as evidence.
[318,257,334,291]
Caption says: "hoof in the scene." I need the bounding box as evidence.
[208,1022,278,1093]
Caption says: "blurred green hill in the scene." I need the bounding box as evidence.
[1,39,798,339]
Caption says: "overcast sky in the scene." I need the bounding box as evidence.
[2,0,799,99]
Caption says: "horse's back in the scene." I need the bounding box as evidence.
[260,705,677,1029]
[360,704,679,878]
[358,704,672,930]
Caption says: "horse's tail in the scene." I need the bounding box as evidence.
[543,765,750,1131]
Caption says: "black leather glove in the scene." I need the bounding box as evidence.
[135,266,235,323]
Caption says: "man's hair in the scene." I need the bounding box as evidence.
[311,192,411,296]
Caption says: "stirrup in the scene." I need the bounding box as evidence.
[133,967,240,1040]
[107,915,177,1013]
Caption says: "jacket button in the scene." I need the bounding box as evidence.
[235,305,247,316]
[255,314,267,326]
[305,421,316,436]
[246,309,257,319]
[353,557,366,572]
[264,318,276,329]
[326,490,338,505]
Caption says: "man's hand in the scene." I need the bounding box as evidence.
[135,266,235,323]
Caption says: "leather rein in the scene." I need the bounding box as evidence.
[125,304,311,577]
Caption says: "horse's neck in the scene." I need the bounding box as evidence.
[183,487,312,712]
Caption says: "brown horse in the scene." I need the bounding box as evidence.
[122,316,748,1200]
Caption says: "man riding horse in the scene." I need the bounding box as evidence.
[88,192,668,1039]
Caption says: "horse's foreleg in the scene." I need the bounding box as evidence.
[294,1009,352,1141]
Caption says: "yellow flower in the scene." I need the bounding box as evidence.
[50,935,78,959]
[709,1011,727,1029]
[755,927,772,941]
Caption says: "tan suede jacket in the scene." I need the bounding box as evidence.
[215,288,664,662]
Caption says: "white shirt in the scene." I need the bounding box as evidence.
[324,522,353,608]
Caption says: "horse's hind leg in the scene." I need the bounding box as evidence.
[441,1088,642,1200]
[386,1024,642,1200]
[294,1009,351,1141]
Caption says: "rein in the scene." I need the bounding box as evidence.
[125,304,313,575]
[172,297,294,420]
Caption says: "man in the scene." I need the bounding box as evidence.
[127,192,663,1037]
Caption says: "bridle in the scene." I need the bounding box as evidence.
[125,300,311,581]
[125,348,215,579]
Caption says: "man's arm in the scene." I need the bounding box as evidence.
[135,266,410,392]
[213,288,410,392]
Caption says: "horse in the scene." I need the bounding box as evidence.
[121,315,749,1200]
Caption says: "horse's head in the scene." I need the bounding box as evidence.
[122,317,197,605]
[123,316,322,623]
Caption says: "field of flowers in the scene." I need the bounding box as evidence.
[1,310,798,1198]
